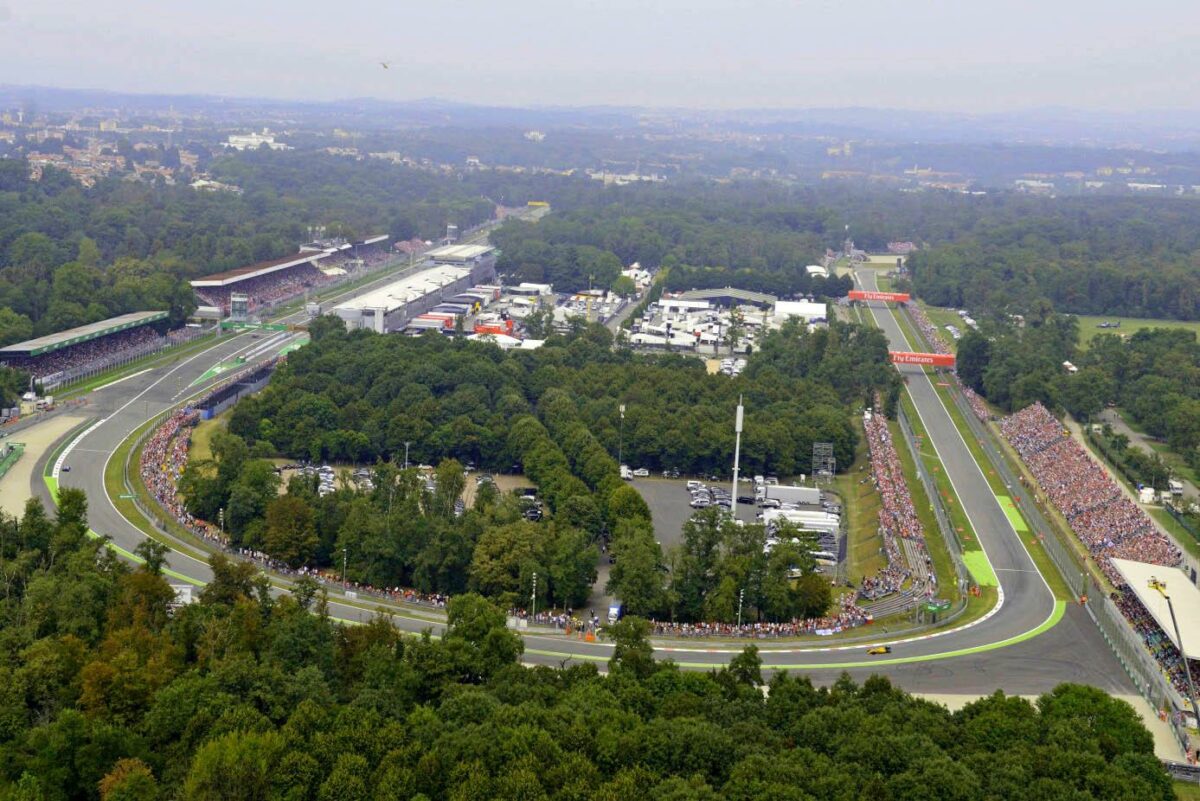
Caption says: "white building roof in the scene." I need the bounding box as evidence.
[334,265,470,314]
[426,244,494,262]
[1111,558,1200,660]
[773,300,828,321]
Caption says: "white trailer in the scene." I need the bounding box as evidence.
[764,485,821,505]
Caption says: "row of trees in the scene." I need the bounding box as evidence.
[954,312,1081,414]
[0,489,1175,800]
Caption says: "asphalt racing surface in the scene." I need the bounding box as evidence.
[34,270,1134,693]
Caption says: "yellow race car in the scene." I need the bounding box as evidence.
[866,645,892,655]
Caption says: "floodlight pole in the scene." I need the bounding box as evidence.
[1152,578,1200,726]
[618,404,626,467]
[730,396,744,520]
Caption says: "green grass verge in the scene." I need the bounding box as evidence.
[1176,780,1200,800]
[899,391,979,552]
[190,410,229,464]
[1073,314,1200,349]
[835,418,886,584]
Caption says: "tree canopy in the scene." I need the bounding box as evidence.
[0,492,1175,800]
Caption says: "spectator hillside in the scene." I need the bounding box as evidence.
[859,404,936,603]
[1000,402,1180,587]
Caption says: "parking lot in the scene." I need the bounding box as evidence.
[629,476,759,548]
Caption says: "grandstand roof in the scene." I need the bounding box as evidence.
[334,265,471,314]
[1112,558,1200,659]
[427,244,494,263]
[190,253,328,288]
[678,287,779,305]
[0,311,168,357]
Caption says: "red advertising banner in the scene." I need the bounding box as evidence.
[849,290,911,302]
[890,351,956,367]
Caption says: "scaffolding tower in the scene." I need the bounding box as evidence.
[812,442,836,483]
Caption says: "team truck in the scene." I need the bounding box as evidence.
[1169,479,1184,496]
[762,485,821,505]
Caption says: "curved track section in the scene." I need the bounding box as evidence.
[40,280,1132,692]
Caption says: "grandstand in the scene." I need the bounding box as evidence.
[190,253,334,317]
[1112,558,1200,660]
[0,311,172,386]
[191,236,394,319]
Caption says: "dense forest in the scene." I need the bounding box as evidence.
[909,197,1200,320]
[0,489,1175,800]
[490,194,855,296]
[176,319,894,620]
[224,319,890,486]
[954,312,1080,415]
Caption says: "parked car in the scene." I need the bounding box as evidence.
[632,467,650,477]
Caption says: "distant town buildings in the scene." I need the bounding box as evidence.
[224,129,291,151]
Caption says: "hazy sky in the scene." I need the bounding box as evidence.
[2,0,1196,111]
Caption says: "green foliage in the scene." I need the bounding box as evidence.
[0,495,1173,800]
[187,319,888,610]
[909,195,1200,321]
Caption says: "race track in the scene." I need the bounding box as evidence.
[35,272,1134,693]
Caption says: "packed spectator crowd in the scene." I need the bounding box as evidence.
[858,403,937,603]
[3,324,206,384]
[1000,402,1181,586]
[1116,588,1200,707]
[194,262,339,315]
[195,249,400,316]
[961,384,990,422]
[1002,403,1196,709]
[646,594,871,638]
[906,304,951,356]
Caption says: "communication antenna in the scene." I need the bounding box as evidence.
[730,396,745,518]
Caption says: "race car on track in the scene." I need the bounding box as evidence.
[866,645,892,655]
